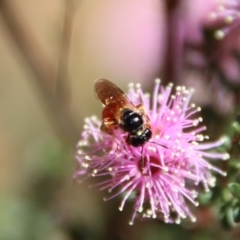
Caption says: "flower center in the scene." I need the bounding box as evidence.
[138,155,161,176]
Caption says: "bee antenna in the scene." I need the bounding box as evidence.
[149,141,168,149]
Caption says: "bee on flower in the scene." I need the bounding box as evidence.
[74,79,229,225]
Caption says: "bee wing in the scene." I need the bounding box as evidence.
[94,78,134,108]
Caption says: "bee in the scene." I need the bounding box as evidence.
[94,78,152,147]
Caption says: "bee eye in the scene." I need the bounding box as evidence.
[121,109,143,132]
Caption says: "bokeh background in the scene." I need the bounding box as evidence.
[0,0,240,239]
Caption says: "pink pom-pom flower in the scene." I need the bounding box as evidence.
[74,79,229,225]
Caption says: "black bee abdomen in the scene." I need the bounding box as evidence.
[121,109,143,132]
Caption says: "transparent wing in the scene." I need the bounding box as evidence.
[94,78,134,108]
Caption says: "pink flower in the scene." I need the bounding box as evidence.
[186,0,240,86]
[205,0,240,85]
[74,79,229,225]
[206,0,240,40]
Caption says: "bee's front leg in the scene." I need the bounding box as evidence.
[100,118,117,134]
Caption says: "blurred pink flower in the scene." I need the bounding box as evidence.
[175,0,240,114]
[74,80,229,224]
[204,0,240,86]
[185,0,240,86]
[206,0,240,40]
[75,0,166,85]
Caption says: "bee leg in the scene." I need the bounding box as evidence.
[126,133,131,145]
[136,104,150,123]
[140,146,144,171]
[136,104,146,114]
[100,118,117,134]
[144,123,151,129]
[100,106,117,134]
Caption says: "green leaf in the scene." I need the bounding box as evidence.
[233,206,240,223]
[233,115,240,131]
[198,191,212,205]
[229,160,240,169]
[228,183,240,199]
[221,204,236,229]
[232,121,240,134]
